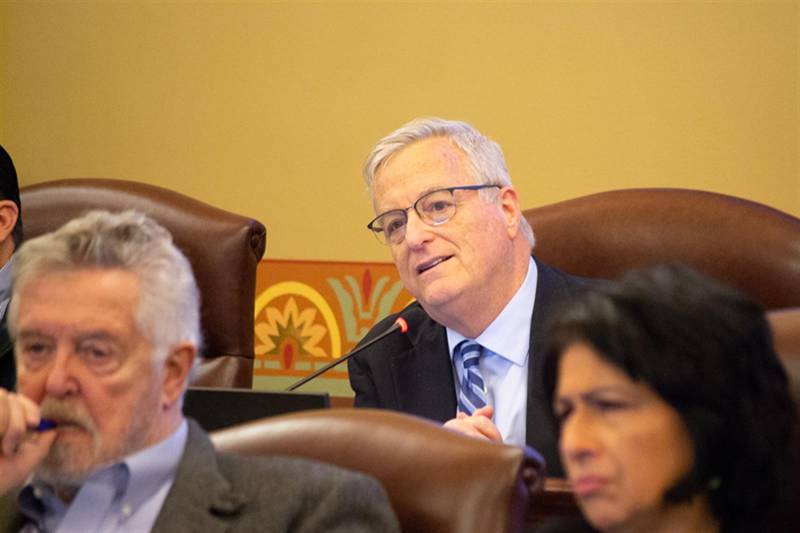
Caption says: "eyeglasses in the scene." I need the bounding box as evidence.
[367,184,500,245]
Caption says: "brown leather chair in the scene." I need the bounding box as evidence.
[211,408,545,533]
[19,178,266,388]
[524,188,800,310]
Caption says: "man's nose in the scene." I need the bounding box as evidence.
[403,210,434,249]
[44,349,79,397]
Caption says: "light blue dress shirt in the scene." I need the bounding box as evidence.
[447,257,537,446]
[19,419,188,533]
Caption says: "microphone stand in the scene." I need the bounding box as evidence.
[285,317,408,392]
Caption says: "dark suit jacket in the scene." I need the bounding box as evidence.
[0,419,400,533]
[348,257,589,477]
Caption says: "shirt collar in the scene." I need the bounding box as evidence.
[122,418,188,514]
[447,256,538,366]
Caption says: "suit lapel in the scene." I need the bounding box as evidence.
[150,420,247,533]
[525,259,582,477]
[390,315,457,423]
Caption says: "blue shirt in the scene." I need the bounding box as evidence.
[19,420,188,533]
[447,257,537,446]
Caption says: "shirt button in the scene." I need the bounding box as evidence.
[33,487,43,499]
[121,504,132,517]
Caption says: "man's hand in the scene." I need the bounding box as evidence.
[443,405,503,442]
[0,390,55,493]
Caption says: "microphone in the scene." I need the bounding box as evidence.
[285,316,410,392]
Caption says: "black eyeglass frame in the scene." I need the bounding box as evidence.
[366,184,501,245]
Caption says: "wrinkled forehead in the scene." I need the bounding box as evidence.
[10,267,142,334]
[371,138,477,211]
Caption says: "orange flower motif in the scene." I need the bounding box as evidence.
[256,297,327,369]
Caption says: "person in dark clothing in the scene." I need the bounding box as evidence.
[0,145,22,391]
[540,264,797,533]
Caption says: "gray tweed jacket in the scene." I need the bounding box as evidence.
[0,419,400,533]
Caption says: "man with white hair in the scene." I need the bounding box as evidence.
[349,118,590,476]
[0,210,399,532]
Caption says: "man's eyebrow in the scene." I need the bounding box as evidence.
[376,184,449,214]
[73,331,122,344]
[16,329,119,342]
[16,330,48,339]
[418,184,445,195]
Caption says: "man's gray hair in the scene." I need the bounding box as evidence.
[363,117,535,246]
[7,210,202,361]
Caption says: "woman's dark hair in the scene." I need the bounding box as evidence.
[543,264,797,532]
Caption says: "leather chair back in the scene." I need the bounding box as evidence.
[524,188,800,310]
[19,178,266,387]
[211,408,544,533]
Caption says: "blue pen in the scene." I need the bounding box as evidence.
[33,419,57,432]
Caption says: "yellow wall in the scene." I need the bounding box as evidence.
[2,1,798,262]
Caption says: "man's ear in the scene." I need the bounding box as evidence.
[160,343,196,410]
[497,186,523,239]
[0,200,19,245]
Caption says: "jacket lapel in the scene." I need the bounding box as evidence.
[390,312,457,423]
[525,258,588,477]
[150,420,247,533]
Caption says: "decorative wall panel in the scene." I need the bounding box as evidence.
[253,259,412,396]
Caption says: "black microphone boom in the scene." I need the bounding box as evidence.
[285,317,409,392]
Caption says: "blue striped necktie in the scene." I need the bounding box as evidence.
[455,340,488,415]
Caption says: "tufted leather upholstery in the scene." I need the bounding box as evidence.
[19,178,266,388]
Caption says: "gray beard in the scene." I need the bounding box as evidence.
[34,435,103,491]
[33,389,161,496]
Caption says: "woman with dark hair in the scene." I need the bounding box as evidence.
[539,264,797,533]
